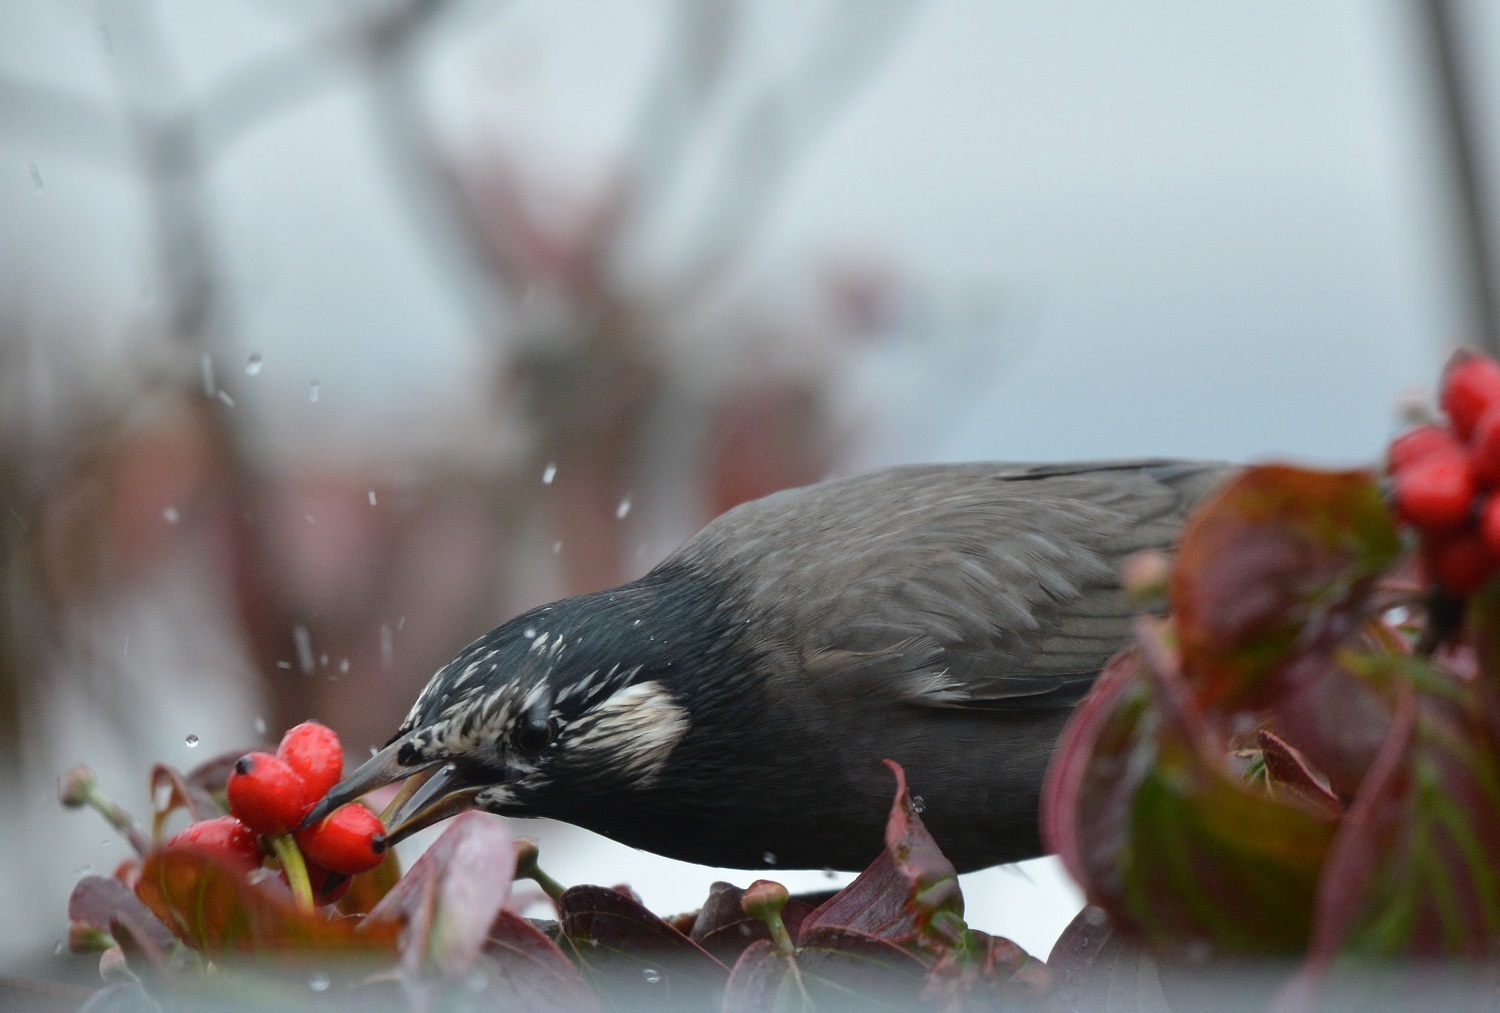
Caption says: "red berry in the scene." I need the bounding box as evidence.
[226,752,310,836]
[1424,528,1500,595]
[1393,451,1476,531]
[1481,496,1500,555]
[1442,352,1500,439]
[295,803,387,876]
[1387,424,1462,474]
[277,721,343,802]
[168,816,262,873]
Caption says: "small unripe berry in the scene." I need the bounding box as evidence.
[277,721,343,802]
[167,816,263,873]
[226,752,309,836]
[295,803,387,876]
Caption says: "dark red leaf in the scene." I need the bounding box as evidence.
[918,929,1051,1008]
[147,762,222,840]
[801,760,963,950]
[1257,729,1343,819]
[366,810,516,976]
[560,884,726,1006]
[474,910,600,1012]
[134,843,397,956]
[68,876,175,953]
[1309,655,1500,962]
[722,927,927,1011]
[1172,466,1401,712]
[1041,639,1337,955]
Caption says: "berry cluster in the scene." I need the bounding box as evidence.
[169,721,386,905]
[1389,351,1500,594]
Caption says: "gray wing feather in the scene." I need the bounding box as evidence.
[669,459,1233,710]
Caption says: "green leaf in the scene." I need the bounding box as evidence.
[1172,466,1401,711]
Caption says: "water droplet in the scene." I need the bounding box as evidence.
[29,162,43,193]
[53,940,65,956]
[309,379,320,403]
[307,971,331,992]
[368,489,377,506]
[615,495,632,519]
[254,717,267,735]
[642,968,662,985]
[216,389,235,407]
[319,653,329,668]
[304,513,316,524]
[397,616,407,630]
[542,463,557,485]
[911,795,925,814]
[380,623,394,669]
[762,851,777,866]
[244,352,264,376]
[293,625,314,675]
[523,627,537,639]
[1083,905,1109,927]
[551,540,563,554]
[162,505,180,524]
[339,658,350,674]
[276,661,291,670]
[823,867,837,879]
[200,354,215,398]
[185,734,199,747]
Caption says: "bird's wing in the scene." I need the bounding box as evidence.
[673,459,1232,710]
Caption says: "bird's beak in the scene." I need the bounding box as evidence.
[301,734,488,846]
[380,762,487,846]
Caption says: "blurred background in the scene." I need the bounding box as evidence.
[0,0,1489,979]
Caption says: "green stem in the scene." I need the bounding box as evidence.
[514,840,566,903]
[83,785,151,856]
[270,834,314,912]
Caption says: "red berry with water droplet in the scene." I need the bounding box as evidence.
[226,752,309,836]
[276,721,343,802]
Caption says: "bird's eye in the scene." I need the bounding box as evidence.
[512,717,554,757]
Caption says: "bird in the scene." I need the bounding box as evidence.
[308,459,1232,873]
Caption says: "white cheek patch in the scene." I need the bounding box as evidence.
[564,680,689,788]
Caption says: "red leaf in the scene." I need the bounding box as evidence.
[919,929,1051,1007]
[1308,655,1500,962]
[67,876,174,953]
[1172,466,1401,712]
[560,885,726,1005]
[134,844,397,956]
[147,762,223,840]
[366,810,516,977]
[1041,639,1337,955]
[1257,729,1343,819]
[473,910,600,1012]
[801,760,962,949]
[721,928,927,1011]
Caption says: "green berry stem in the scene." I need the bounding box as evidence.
[59,766,150,856]
[269,833,315,912]
[513,839,566,903]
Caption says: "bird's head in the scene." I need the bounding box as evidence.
[304,577,716,844]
